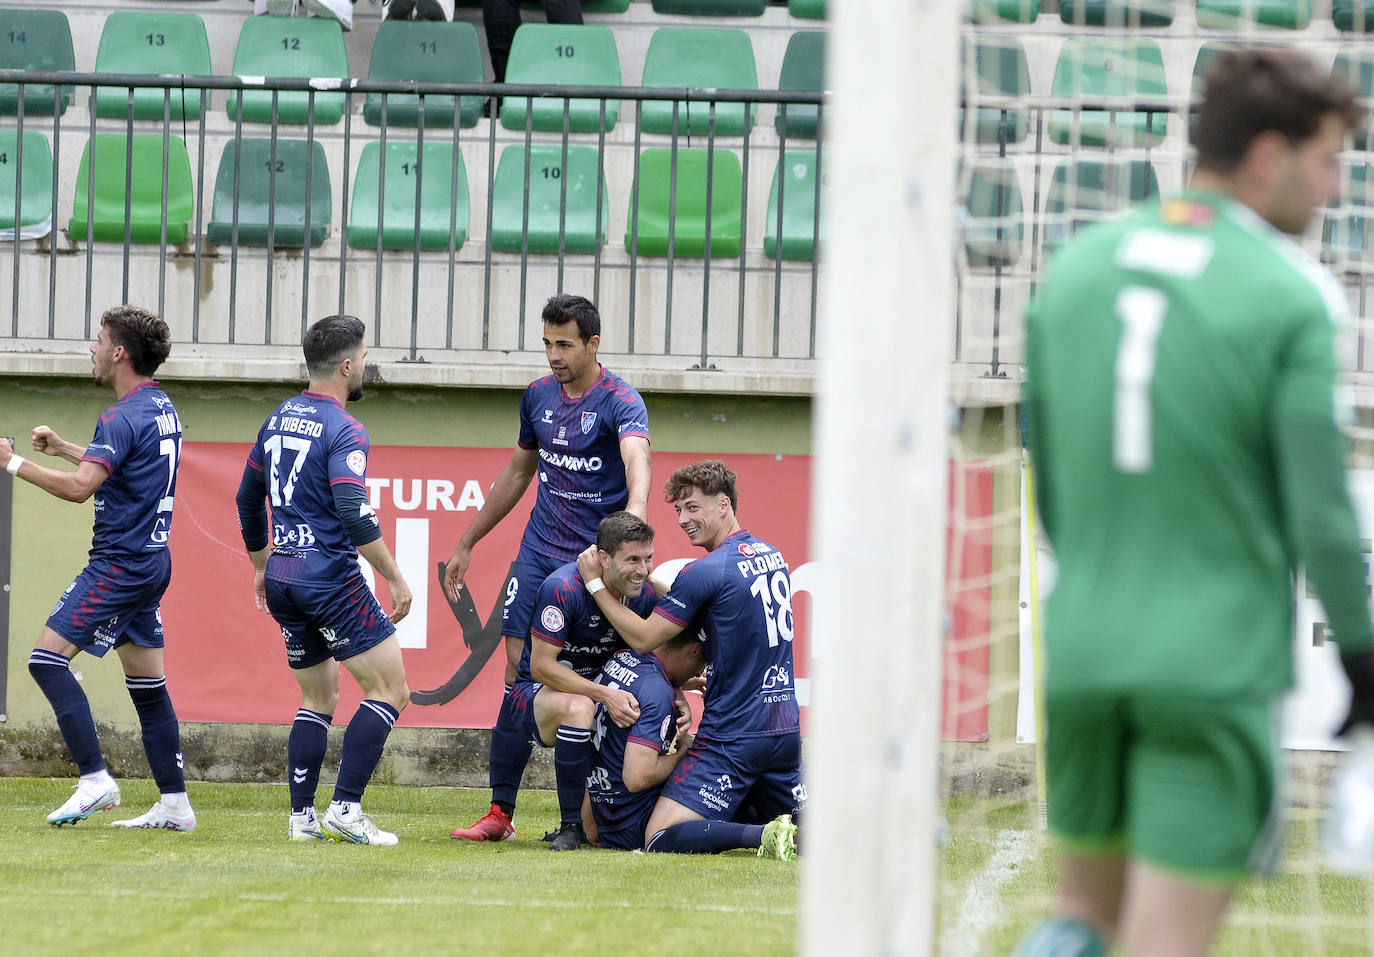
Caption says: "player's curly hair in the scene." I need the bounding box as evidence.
[663,460,738,511]
[596,511,654,555]
[541,294,600,343]
[101,304,171,376]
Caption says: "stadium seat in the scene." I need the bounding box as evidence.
[967,0,1039,23]
[1333,46,1374,149]
[651,0,767,14]
[963,165,1022,268]
[207,139,331,248]
[1048,38,1168,148]
[1196,0,1311,29]
[491,145,609,255]
[960,36,1030,147]
[364,21,484,129]
[499,24,621,134]
[1059,0,1174,26]
[68,134,194,244]
[0,131,54,240]
[226,17,348,125]
[1334,0,1374,30]
[789,0,827,16]
[91,11,211,121]
[775,31,825,140]
[348,141,468,252]
[626,147,743,258]
[1043,159,1158,250]
[764,150,823,261]
[453,0,630,10]
[0,9,74,116]
[641,28,757,137]
[1323,164,1374,262]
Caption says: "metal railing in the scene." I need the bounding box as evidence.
[0,69,826,370]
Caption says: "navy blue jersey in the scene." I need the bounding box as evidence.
[587,648,679,843]
[244,391,378,584]
[81,381,182,565]
[654,530,800,741]
[517,560,658,682]
[516,366,650,562]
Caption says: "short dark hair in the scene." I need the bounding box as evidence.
[665,631,705,651]
[663,460,738,511]
[1195,48,1364,174]
[101,304,171,376]
[303,315,366,378]
[596,511,655,555]
[541,294,600,343]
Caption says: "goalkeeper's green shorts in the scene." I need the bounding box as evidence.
[1044,691,1282,883]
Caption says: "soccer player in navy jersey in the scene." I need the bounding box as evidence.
[235,315,414,847]
[509,512,654,850]
[445,294,651,842]
[0,305,195,831]
[576,460,804,856]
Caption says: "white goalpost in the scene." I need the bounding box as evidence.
[801,1,959,954]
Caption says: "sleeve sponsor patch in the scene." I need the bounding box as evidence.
[541,605,566,632]
[346,450,367,476]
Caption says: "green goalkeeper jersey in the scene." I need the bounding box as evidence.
[1026,190,1373,696]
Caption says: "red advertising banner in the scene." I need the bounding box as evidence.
[163,442,992,740]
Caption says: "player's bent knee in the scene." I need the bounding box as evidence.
[567,695,595,727]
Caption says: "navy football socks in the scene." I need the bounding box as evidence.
[488,685,533,815]
[332,699,398,804]
[29,650,106,775]
[646,820,764,854]
[553,725,593,825]
[125,675,187,794]
[287,708,333,811]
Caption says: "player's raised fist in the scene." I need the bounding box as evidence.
[31,425,64,455]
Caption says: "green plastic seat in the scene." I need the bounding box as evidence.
[1334,0,1374,30]
[789,0,827,17]
[499,24,621,133]
[626,148,743,258]
[967,0,1039,23]
[91,12,211,121]
[491,145,608,255]
[207,139,331,248]
[226,17,348,125]
[641,28,757,137]
[963,165,1022,268]
[1196,0,1311,28]
[1059,0,1174,26]
[365,21,484,129]
[775,31,824,140]
[651,0,767,14]
[1333,46,1374,149]
[959,36,1030,147]
[453,0,630,10]
[0,9,74,116]
[1044,160,1158,249]
[1323,164,1374,262]
[69,134,194,244]
[1049,38,1168,148]
[347,140,469,251]
[765,150,823,261]
[0,131,54,239]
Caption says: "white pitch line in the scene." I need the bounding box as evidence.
[941,829,1035,957]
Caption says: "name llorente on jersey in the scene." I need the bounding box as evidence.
[602,657,640,686]
[266,414,325,438]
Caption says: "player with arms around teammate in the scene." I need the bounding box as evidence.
[235,315,413,847]
[1019,49,1374,957]
[576,460,803,856]
[446,294,651,842]
[0,305,195,831]
[503,511,655,850]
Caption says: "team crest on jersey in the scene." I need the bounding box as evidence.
[346,450,366,476]
[581,411,597,435]
[738,543,756,558]
[541,605,566,632]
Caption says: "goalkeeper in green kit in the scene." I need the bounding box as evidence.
[1018,48,1374,957]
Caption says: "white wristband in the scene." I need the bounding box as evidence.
[586,577,606,596]
[5,455,24,476]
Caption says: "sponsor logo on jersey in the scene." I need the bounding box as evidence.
[1158,199,1215,227]
[151,393,172,409]
[282,402,319,415]
[346,450,367,476]
[273,523,317,547]
[581,411,598,435]
[541,605,566,633]
[738,543,756,558]
[587,766,611,792]
[541,409,554,423]
[320,626,345,649]
[660,715,673,744]
[88,442,117,455]
[792,784,808,808]
[717,774,733,791]
[537,447,604,472]
[762,664,791,690]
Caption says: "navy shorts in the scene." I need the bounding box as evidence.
[660,731,807,823]
[596,811,654,851]
[265,574,397,670]
[501,548,563,640]
[46,555,171,658]
[507,677,553,746]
